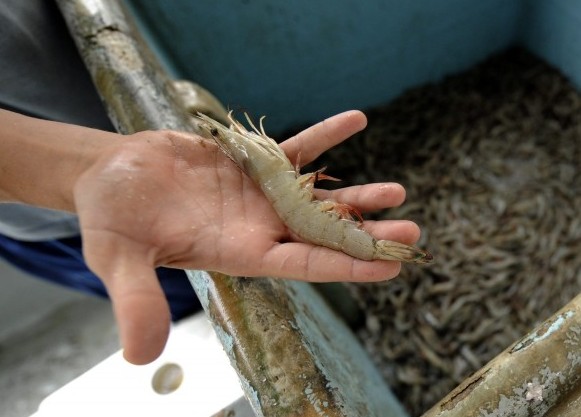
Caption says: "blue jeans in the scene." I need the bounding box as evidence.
[0,234,200,320]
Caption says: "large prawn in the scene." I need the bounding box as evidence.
[196,112,433,264]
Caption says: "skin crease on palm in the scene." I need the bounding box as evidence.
[0,109,421,364]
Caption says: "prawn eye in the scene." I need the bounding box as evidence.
[210,127,219,136]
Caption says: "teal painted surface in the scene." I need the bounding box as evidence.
[519,0,581,91]
[125,0,521,133]
[284,280,409,417]
[125,1,581,133]
[186,268,410,417]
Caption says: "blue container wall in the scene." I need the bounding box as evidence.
[519,0,581,89]
[126,1,575,134]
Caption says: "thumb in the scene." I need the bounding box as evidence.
[83,232,171,364]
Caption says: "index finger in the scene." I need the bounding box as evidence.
[280,110,367,167]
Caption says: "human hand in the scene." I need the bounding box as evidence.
[74,110,420,364]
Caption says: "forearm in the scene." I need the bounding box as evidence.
[0,109,120,212]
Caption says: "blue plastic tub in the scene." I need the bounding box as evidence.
[125,0,581,134]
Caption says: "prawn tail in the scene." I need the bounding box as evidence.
[374,239,434,264]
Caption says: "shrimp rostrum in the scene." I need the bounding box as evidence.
[196,112,433,264]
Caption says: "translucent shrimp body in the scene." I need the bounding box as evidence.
[196,112,433,264]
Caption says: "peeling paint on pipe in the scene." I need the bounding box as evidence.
[56,0,195,134]
[422,293,581,417]
[186,271,408,417]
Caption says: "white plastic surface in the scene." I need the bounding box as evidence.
[31,313,245,417]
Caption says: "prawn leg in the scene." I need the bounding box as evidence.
[319,200,364,222]
[297,167,340,190]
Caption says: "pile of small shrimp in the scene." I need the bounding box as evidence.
[314,48,581,416]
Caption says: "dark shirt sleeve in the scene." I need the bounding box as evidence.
[0,0,115,240]
[0,0,113,130]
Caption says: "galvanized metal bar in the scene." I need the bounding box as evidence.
[55,0,227,134]
[55,0,190,133]
[56,1,407,416]
[422,292,581,417]
[188,271,408,417]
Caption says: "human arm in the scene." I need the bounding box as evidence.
[0,108,420,364]
[0,109,119,209]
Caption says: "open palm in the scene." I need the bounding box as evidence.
[73,110,420,363]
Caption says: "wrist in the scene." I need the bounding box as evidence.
[0,109,122,212]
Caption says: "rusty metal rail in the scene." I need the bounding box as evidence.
[423,293,581,417]
[56,1,406,416]
[57,1,581,416]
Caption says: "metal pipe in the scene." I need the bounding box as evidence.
[56,0,195,133]
[56,2,406,416]
[422,292,581,417]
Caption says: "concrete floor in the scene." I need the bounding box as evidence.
[0,260,119,417]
